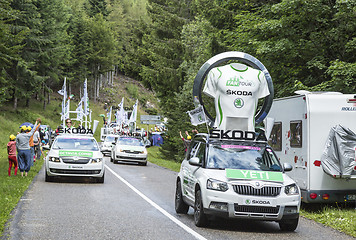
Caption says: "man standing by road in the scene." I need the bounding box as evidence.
[17,120,38,177]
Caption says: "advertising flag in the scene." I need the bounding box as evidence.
[129,99,138,123]
[187,105,208,126]
[83,79,89,116]
[76,101,83,121]
[116,97,125,125]
[107,106,112,124]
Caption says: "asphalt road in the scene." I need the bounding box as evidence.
[3,157,354,240]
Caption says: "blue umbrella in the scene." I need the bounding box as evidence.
[19,122,34,128]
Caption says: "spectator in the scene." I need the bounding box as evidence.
[17,120,38,177]
[33,128,41,160]
[179,130,192,152]
[29,118,41,166]
[7,134,18,176]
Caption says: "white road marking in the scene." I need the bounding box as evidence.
[105,165,207,240]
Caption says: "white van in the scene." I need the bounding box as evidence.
[267,92,356,203]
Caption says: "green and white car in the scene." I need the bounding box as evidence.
[175,133,301,231]
[45,134,105,183]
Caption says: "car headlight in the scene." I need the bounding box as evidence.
[91,158,102,163]
[207,179,228,192]
[141,149,147,154]
[49,157,60,162]
[285,184,299,195]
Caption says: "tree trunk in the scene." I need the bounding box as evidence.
[93,77,97,103]
[43,83,46,110]
[47,88,50,104]
[13,88,17,110]
[26,98,30,107]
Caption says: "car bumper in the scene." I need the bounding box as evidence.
[114,153,147,163]
[46,161,104,177]
[203,190,300,221]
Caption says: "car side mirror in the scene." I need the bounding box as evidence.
[283,163,293,172]
[42,145,50,150]
[112,142,116,145]
[189,157,201,167]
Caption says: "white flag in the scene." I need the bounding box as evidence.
[59,78,67,120]
[64,100,70,120]
[116,97,125,125]
[187,105,208,126]
[129,99,138,123]
[107,106,112,124]
[76,101,83,121]
[83,79,89,116]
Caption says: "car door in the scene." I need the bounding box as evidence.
[182,141,200,201]
[183,141,206,201]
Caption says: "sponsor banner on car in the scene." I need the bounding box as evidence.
[59,150,93,158]
[226,169,283,182]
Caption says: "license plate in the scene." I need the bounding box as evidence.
[68,165,83,169]
[346,194,356,200]
[129,154,137,158]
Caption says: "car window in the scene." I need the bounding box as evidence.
[195,143,206,164]
[52,138,99,151]
[206,143,281,171]
[187,141,199,159]
[117,137,143,146]
[105,136,116,142]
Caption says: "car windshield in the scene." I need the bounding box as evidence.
[52,138,99,151]
[105,136,116,142]
[206,143,282,171]
[117,137,143,146]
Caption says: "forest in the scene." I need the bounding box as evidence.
[0,0,355,160]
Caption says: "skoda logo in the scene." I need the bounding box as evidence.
[245,199,251,204]
[234,98,244,108]
[255,182,260,187]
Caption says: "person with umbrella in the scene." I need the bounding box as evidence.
[16,120,38,177]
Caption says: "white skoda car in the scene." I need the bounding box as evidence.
[45,134,105,183]
[101,134,119,156]
[111,137,148,166]
[175,133,300,231]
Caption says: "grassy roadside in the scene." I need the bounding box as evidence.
[147,147,356,237]
[0,159,44,236]
[147,146,181,172]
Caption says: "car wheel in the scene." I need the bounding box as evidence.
[45,171,54,182]
[175,180,189,214]
[139,161,147,166]
[96,173,105,183]
[194,189,209,227]
[279,218,299,231]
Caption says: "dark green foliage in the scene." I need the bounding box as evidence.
[84,0,109,17]
[0,0,355,160]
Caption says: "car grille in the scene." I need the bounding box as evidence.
[234,204,280,214]
[233,185,281,197]
[122,150,142,154]
[61,157,91,164]
[50,169,101,174]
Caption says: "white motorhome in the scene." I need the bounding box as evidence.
[267,92,356,203]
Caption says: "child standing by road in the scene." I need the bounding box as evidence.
[7,134,18,176]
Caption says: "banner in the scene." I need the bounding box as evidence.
[76,101,83,121]
[116,97,125,125]
[83,79,89,116]
[129,99,138,123]
[187,105,208,126]
[107,106,112,124]
[59,78,67,120]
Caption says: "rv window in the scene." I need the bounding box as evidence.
[290,120,302,148]
[268,122,282,151]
